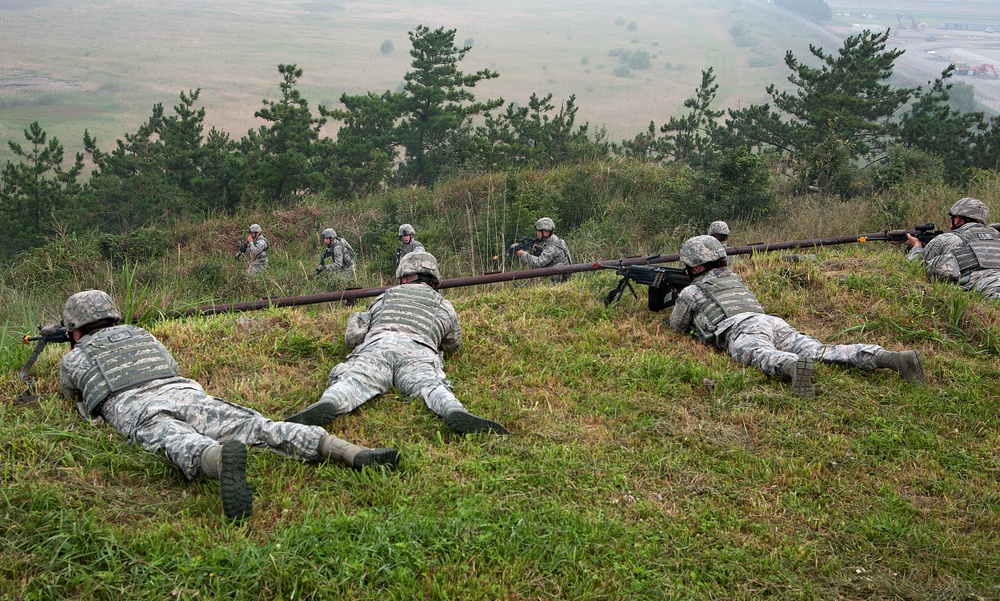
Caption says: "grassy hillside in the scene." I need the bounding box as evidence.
[2,169,1000,598]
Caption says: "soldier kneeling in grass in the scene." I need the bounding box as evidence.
[669,235,927,398]
[58,290,399,522]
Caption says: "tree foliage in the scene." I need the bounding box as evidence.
[0,122,82,254]
[395,25,503,184]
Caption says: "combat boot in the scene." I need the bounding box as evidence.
[444,409,510,435]
[202,441,253,522]
[319,435,400,471]
[285,400,339,427]
[781,356,815,399]
[875,350,926,385]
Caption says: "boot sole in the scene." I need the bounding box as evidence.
[900,351,926,385]
[791,356,815,399]
[445,411,510,435]
[220,441,253,522]
[285,402,339,427]
[353,449,401,471]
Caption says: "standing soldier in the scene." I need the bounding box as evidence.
[59,290,399,522]
[905,197,1000,299]
[396,223,425,266]
[516,217,573,283]
[316,227,356,280]
[236,223,269,275]
[286,251,509,436]
[670,235,926,398]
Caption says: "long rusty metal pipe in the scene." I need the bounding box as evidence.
[180,230,909,317]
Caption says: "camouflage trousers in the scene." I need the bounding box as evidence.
[966,269,1000,300]
[318,334,465,417]
[721,314,882,377]
[100,381,327,480]
[248,261,267,275]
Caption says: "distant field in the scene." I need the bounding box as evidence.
[0,0,828,164]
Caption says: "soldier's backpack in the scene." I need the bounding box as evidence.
[340,237,356,268]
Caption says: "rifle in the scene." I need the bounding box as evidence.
[17,323,70,402]
[601,262,691,311]
[857,223,944,247]
[316,245,335,274]
[507,236,541,258]
[234,240,249,261]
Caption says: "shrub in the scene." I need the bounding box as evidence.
[612,65,632,78]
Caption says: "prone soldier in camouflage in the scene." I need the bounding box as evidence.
[516,217,573,283]
[669,236,926,398]
[396,223,425,266]
[286,251,509,435]
[239,223,269,275]
[316,227,355,279]
[905,197,1000,299]
[58,290,399,522]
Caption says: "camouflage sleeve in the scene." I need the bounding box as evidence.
[344,311,372,349]
[519,242,557,268]
[59,349,85,401]
[250,237,269,260]
[331,245,344,270]
[668,286,700,333]
[439,300,462,351]
[921,234,963,281]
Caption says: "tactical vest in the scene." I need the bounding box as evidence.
[952,225,1000,274]
[694,272,764,333]
[339,237,356,268]
[76,325,179,413]
[368,284,446,349]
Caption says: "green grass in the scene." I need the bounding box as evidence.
[3,225,1000,598]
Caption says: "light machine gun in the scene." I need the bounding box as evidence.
[601,262,691,312]
[17,323,70,402]
[857,223,944,247]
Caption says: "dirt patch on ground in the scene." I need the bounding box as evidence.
[1,70,79,90]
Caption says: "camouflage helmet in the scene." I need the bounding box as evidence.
[395,250,441,285]
[679,235,728,268]
[398,223,416,238]
[249,223,262,234]
[534,217,556,232]
[708,221,730,236]
[949,197,989,224]
[322,228,336,239]
[62,290,124,332]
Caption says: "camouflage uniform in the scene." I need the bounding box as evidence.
[907,223,1000,299]
[395,223,425,267]
[288,251,508,434]
[247,234,269,275]
[317,230,355,280]
[669,267,884,376]
[518,217,572,283]
[60,323,328,480]
[313,284,464,417]
[668,236,923,397]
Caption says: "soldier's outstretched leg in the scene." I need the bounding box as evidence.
[319,435,400,471]
[201,441,253,522]
[875,350,926,384]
